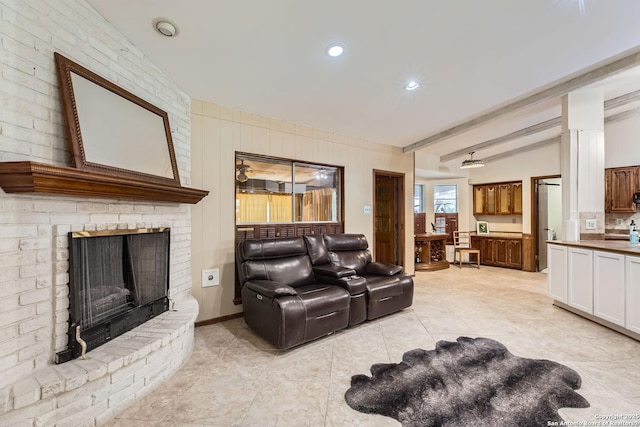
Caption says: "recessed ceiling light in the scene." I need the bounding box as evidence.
[327,44,344,57]
[154,19,178,37]
[405,81,419,91]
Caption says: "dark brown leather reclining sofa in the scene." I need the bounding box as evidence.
[236,233,413,349]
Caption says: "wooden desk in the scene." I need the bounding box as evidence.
[414,233,449,271]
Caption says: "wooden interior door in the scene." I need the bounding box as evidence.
[374,171,404,266]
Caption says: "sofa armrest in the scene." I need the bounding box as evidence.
[312,264,356,279]
[245,280,297,298]
[365,262,403,276]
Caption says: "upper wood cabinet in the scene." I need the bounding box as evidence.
[473,181,523,215]
[497,184,512,214]
[511,183,523,215]
[473,186,485,215]
[605,166,639,213]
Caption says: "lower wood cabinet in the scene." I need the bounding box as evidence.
[471,236,522,269]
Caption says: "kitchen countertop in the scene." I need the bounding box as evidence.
[548,239,640,255]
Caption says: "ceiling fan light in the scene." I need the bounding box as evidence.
[237,170,248,182]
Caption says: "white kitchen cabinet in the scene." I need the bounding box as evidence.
[567,247,593,314]
[625,255,640,334]
[547,243,567,302]
[593,250,625,326]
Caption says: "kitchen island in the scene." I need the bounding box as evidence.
[547,240,640,341]
[414,233,449,271]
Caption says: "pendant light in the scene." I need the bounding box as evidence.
[460,152,484,169]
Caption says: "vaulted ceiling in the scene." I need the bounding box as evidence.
[87,0,640,173]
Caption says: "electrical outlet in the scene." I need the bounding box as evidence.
[616,218,624,226]
[585,219,597,230]
[202,268,220,287]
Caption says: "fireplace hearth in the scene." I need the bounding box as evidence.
[56,228,171,363]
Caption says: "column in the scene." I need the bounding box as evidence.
[561,89,605,240]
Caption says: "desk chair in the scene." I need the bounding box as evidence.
[453,231,480,268]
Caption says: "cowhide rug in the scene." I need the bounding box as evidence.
[345,337,589,427]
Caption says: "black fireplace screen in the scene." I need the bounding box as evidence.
[56,228,170,363]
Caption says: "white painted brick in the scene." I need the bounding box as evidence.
[12,376,40,409]
[18,288,50,306]
[87,352,123,374]
[54,273,69,286]
[53,225,71,237]
[0,277,35,298]
[0,305,36,329]
[92,374,132,405]
[34,395,92,427]
[36,277,51,289]
[34,368,63,399]
[54,260,68,274]
[57,376,109,408]
[51,362,88,392]
[32,200,76,213]
[107,377,144,408]
[0,225,38,239]
[19,262,51,279]
[0,398,56,426]
[109,358,144,384]
[0,251,36,269]
[0,325,18,344]
[0,354,19,375]
[18,237,50,251]
[18,316,51,335]
[55,236,67,249]
[35,301,51,316]
[76,202,108,212]
[53,296,69,312]
[76,358,108,383]
[54,399,107,427]
[35,250,49,263]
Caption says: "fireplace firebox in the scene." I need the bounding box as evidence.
[55,228,171,364]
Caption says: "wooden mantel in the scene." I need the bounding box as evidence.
[0,161,208,204]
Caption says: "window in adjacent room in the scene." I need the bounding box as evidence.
[414,184,424,213]
[235,153,342,224]
[434,184,457,213]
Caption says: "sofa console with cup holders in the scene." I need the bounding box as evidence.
[236,234,413,349]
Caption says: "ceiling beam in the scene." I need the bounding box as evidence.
[482,137,561,164]
[403,46,640,154]
[440,87,640,162]
[440,117,561,162]
[479,107,640,164]
[604,88,640,110]
[604,106,640,124]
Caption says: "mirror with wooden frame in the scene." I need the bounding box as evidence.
[54,52,180,185]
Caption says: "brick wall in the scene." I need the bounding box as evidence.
[0,0,194,391]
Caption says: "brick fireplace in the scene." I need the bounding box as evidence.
[0,212,198,426]
[0,1,199,424]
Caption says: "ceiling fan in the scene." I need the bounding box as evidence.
[236,160,251,183]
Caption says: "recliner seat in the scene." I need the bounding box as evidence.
[236,236,351,349]
[322,233,414,320]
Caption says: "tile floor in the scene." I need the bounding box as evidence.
[105,266,640,426]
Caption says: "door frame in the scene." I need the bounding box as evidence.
[373,169,405,266]
[530,174,561,272]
